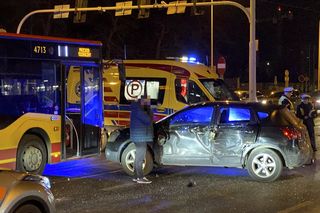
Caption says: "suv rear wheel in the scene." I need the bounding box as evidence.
[247,148,283,182]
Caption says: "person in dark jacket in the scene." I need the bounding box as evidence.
[130,96,154,184]
[279,87,294,112]
[296,94,317,152]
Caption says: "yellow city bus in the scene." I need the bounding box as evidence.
[0,32,103,174]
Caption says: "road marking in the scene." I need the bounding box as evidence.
[278,201,313,213]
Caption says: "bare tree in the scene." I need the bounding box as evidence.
[155,23,168,59]
[104,15,119,58]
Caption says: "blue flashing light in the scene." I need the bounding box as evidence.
[189,57,196,62]
[166,56,200,64]
[180,56,199,64]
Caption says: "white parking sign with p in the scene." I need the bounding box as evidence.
[125,80,145,100]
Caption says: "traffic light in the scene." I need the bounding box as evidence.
[73,0,88,23]
[191,0,205,16]
[167,1,187,15]
[115,1,133,16]
[138,0,151,19]
[273,5,293,24]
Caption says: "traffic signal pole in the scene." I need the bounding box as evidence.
[249,0,257,102]
[16,0,256,101]
[211,1,214,72]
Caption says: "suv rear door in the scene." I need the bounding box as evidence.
[212,106,258,166]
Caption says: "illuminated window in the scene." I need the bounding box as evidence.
[120,78,166,105]
[257,112,269,120]
[175,79,209,104]
[219,107,251,123]
[0,59,60,116]
[170,106,214,126]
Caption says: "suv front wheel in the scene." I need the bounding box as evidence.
[247,148,283,182]
[121,143,153,176]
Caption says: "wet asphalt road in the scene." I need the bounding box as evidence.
[44,122,320,213]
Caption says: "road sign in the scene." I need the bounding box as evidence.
[217,56,226,76]
[74,0,88,23]
[115,1,133,16]
[125,80,145,100]
[167,1,187,15]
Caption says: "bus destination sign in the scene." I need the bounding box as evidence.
[78,47,92,58]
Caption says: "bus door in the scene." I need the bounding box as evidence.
[81,66,103,155]
[64,64,102,159]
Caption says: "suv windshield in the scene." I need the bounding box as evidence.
[200,79,238,101]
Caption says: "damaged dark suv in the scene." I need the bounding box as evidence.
[105,101,313,182]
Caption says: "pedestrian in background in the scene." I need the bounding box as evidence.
[279,87,294,112]
[130,95,154,184]
[296,94,317,152]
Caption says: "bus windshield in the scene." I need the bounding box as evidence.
[200,79,238,101]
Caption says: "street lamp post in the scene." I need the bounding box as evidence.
[211,1,214,71]
[249,0,257,102]
[318,19,320,91]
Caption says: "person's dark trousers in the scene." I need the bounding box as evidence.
[134,142,147,179]
[306,123,316,152]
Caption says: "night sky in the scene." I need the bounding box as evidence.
[1,0,320,83]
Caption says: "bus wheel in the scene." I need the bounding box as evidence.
[17,134,47,174]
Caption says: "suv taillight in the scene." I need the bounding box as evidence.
[281,127,301,140]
